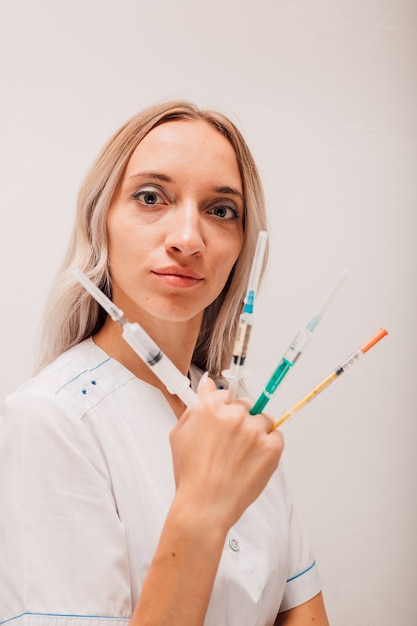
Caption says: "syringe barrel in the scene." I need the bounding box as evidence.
[152,356,199,407]
[283,327,312,364]
[232,315,253,365]
[123,322,161,364]
[339,349,363,372]
[122,323,198,407]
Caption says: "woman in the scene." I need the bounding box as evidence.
[0,101,329,625]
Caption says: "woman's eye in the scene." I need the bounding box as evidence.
[132,188,164,206]
[209,204,239,220]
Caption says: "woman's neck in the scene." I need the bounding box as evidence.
[93,315,201,418]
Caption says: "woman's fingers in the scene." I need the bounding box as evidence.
[236,398,275,434]
[170,385,284,529]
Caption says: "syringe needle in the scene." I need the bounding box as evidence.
[307,269,349,332]
[73,268,125,323]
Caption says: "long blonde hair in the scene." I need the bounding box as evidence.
[35,101,267,376]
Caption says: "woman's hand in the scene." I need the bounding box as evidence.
[169,373,285,533]
[132,376,284,625]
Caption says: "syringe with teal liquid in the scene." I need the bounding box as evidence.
[227,230,268,402]
[250,270,349,415]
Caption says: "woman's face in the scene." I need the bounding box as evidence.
[106,119,244,327]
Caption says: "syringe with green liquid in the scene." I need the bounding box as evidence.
[250,270,348,415]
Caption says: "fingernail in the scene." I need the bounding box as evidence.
[197,371,209,391]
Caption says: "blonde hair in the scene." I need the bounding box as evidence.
[35,101,267,376]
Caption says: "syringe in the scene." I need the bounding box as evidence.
[272,328,388,430]
[227,231,268,402]
[250,270,349,415]
[73,269,199,408]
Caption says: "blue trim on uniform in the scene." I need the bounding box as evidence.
[286,559,316,583]
[0,613,129,625]
[89,358,111,372]
[54,371,88,395]
[54,358,111,395]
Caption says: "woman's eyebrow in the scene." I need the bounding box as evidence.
[127,171,172,183]
[214,186,244,201]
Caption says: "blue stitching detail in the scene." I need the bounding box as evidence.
[89,358,111,372]
[286,559,316,583]
[54,371,88,395]
[0,613,129,625]
[54,358,111,395]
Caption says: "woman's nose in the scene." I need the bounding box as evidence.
[164,204,205,256]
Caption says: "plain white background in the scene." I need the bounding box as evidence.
[0,0,416,623]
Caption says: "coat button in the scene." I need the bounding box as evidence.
[228,538,240,552]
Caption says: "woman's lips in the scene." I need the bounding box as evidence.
[152,266,204,288]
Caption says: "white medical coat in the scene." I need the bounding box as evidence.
[0,338,321,625]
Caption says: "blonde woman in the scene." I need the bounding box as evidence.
[0,102,329,625]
